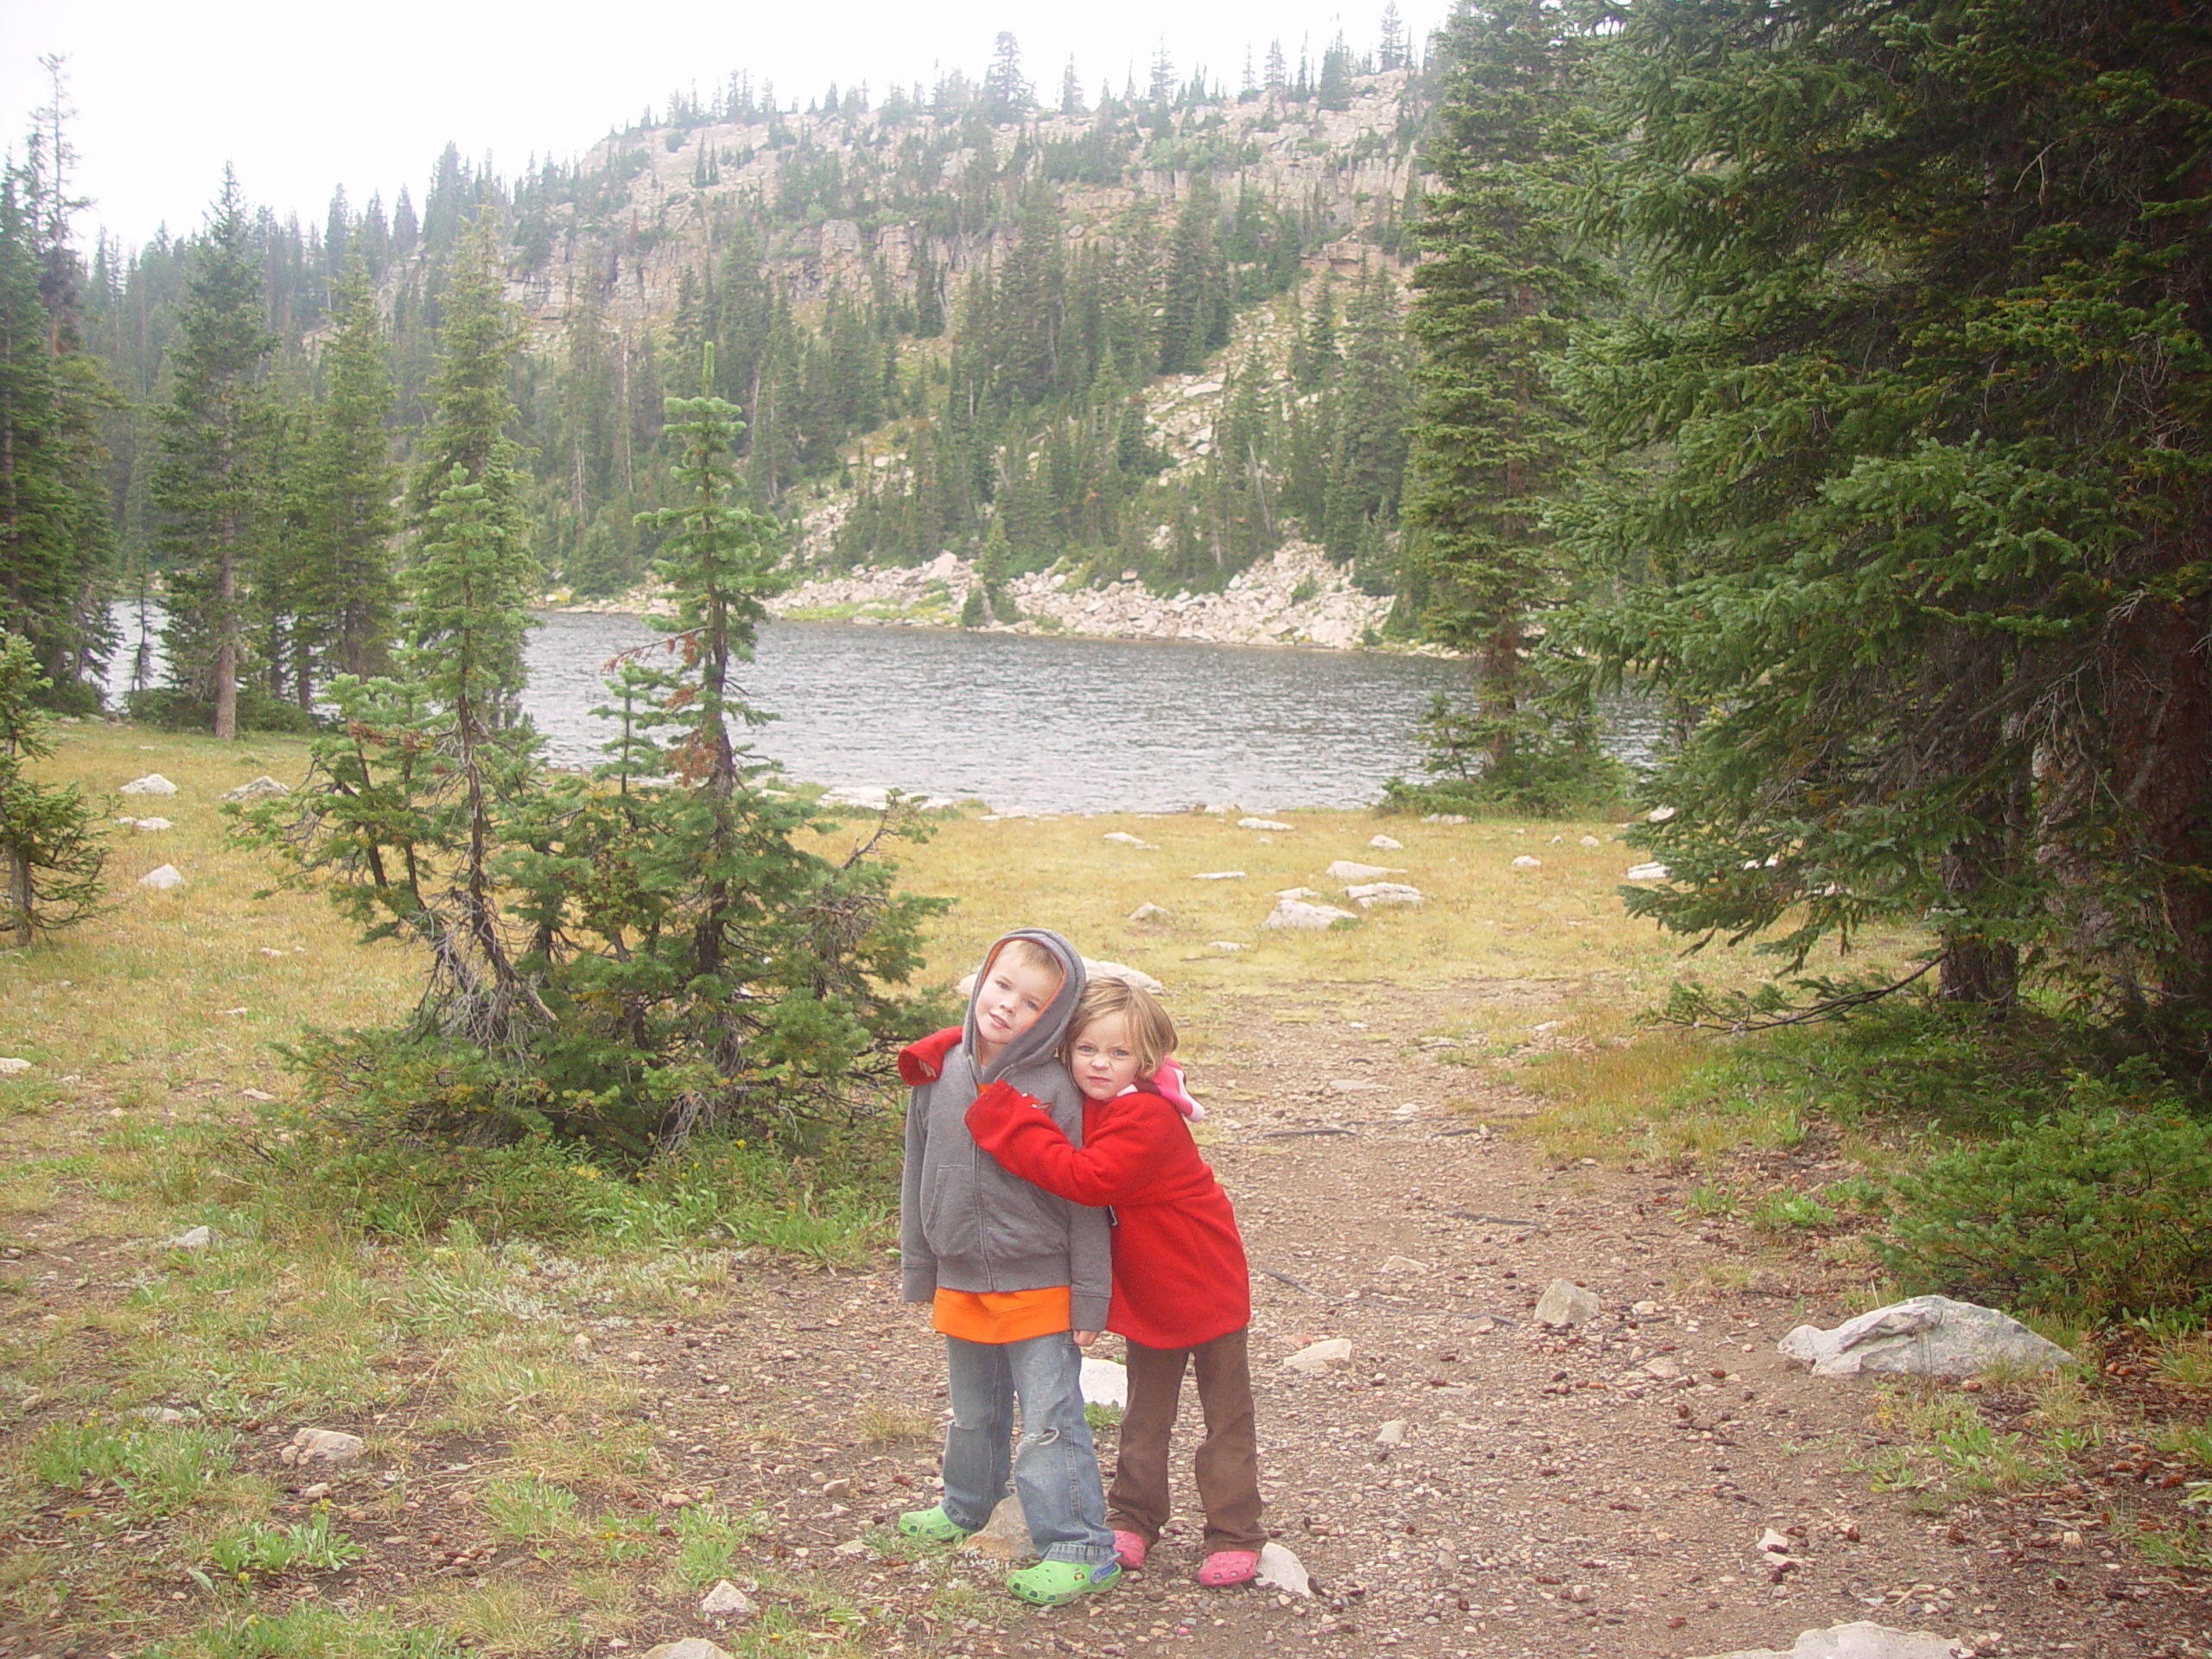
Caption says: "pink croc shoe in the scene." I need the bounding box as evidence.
[1196,1548,1259,1587]
[1113,1529,1149,1570]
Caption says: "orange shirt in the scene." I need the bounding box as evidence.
[932,1285,1071,1343]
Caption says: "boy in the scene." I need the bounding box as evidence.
[896,928,1120,1605]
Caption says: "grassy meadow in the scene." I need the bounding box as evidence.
[0,719,1959,1655]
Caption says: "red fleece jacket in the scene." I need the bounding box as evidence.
[965,1079,1250,1350]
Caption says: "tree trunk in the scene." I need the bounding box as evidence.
[7,844,32,946]
[213,526,238,741]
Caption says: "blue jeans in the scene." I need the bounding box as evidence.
[940,1331,1114,1565]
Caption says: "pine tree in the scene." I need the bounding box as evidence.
[0,632,106,943]
[984,33,1031,125]
[295,253,398,683]
[1404,0,1602,771]
[154,169,274,741]
[1565,0,2212,1039]
[410,210,537,719]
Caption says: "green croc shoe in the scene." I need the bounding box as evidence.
[896,1504,974,1545]
[1007,1558,1122,1606]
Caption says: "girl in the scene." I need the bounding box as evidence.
[961,977,1265,1587]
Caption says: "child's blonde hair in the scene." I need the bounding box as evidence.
[1062,977,1176,1077]
[986,936,1064,982]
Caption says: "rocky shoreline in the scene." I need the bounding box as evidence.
[546,541,1440,654]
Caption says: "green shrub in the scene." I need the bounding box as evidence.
[1878,1062,2212,1322]
[127,687,320,734]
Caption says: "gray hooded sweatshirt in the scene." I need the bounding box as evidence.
[899,928,1111,1332]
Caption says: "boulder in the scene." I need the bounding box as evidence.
[0,1058,29,1077]
[1102,831,1156,849]
[163,1225,213,1250]
[1236,817,1294,831]
[1262,898,1358,931]
[1346,882,1422,908]
[1580,835,1601,848]
[1325,860,1404,880]
[1282,1338,1353,1373]
[1080,1357,1128,1408]
[644,1642,740,1659]
[1778,1295,2075,1378]
[1624,861,1670,880]
[1084,958,1165,995]
[1647,804,1677,823]
[120,773,178,795]
[1535,1279,1601,1327]
[1510,855,1542,870]
[130,817,174,832]
[220,775,289,802]
[1128,902,1168,922]
[1369,835,1403,850]
[1681,1622,1964,1659]
[280,1428,365,1467]
[1274,886,1320,900]
[138,864,186,891]
[1422,812,1469,824]
[1191,870,1246,881]
[1374,1420,1407,1446]
[1209,941,1249,951]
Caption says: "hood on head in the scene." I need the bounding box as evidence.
[964,927,1085,1084]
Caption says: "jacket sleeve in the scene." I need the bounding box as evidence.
[898,1025,963,1085]
[965,1081,1168,1206]
[1068,1189,1111,1334]
[898,1084,938,1303]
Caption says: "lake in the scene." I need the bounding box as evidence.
[105,607,1662,815]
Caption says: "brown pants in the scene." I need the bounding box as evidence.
[1108,1326,1266,1553]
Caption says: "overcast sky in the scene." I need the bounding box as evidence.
[3,1,1446,254]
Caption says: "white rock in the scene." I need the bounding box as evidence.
[1128,902,1168,922]
[1080,1357,1128,1408]
[1325,860,1403,880]
[698,1580,757,1619]
[1347,882,1422,907]
[1422,812,1468,824]
[220,775,289,802]
[1647,804,1677,823]
[832,1535,867,1554]
[1201,804,1239,816]
[130,817,174,832]
[1274,886,1319,900]
[1282,1338,1353,1373]
[120,772,178,795]
[1580,835,1601,848]
[1510,855,1541,870]
[1624,861,1670,880]
[1209,941,1249,951]
[1254,1540,1312,1597]
[957,1494,1033,1561]
[644,1642,740,1659]
[1535,1279,1601,1327]
[1680,1621,1965,1659]
[138,864,186,891]
[1102,831,1156,849]
[1759,1528,1793,1554]
[1642,1356,1683,1380]
[1262,898,1358,931]
[1084,957,1165,996]
[1236,817,1294,831]
[280,1428,365,1467]
[0,1058,29,1077]
[1369,835,1403,850]
[163,1224,213,1249]
[1191,870,1246,880]
[1778,1295,2075,1379]
[1380,1255,1429,1275]
[1375,1419,1406,1446]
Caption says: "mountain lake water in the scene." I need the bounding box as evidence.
[105,605,1662,816]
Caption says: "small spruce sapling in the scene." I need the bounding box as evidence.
[0,633,109,944]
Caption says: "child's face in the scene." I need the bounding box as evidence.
[972,954,1061,1062]
[1069,1012,1143,1103]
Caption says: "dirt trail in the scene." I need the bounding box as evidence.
[633,983,2203,1658]
[6,984,2206,1658]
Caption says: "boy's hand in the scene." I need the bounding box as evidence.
[897,1026,963,1084]
[1073,1330,1099,1347]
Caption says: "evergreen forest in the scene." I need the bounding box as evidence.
[6,0,2211,1100]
